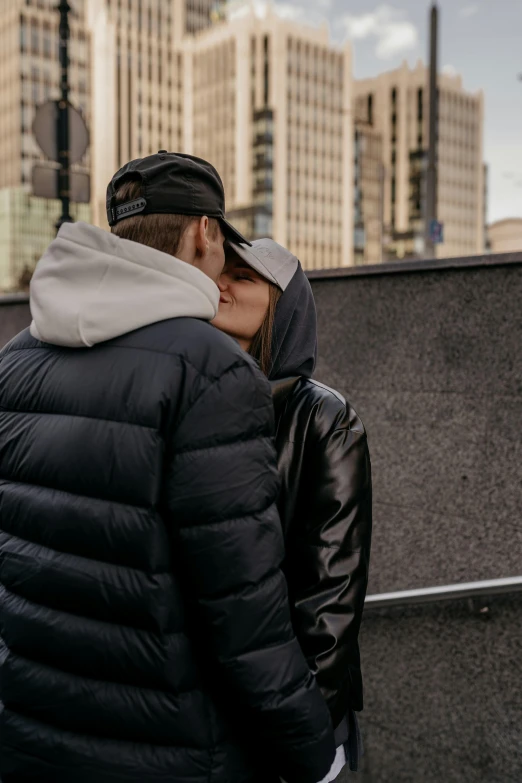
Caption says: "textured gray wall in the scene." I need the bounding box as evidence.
[309,257,522,593]
[1,258,521,781]
[358,596,522,783]
[309,255,522,782]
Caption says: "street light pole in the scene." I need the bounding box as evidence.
[425,1,439,258]
[55,0,72,231]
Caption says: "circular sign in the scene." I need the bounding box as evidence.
[33,100,89,164]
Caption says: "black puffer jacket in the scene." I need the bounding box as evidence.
[268,259,372,733]
[0,223,335,783]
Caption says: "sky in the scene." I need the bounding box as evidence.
[231,0,522,224]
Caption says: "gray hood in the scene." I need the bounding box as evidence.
[269,259,317,380]
[29,222,219,348]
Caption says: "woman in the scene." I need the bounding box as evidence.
[213,239,372,782]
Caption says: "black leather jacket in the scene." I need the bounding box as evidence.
[272,376,372,730]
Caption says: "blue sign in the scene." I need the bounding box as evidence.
[429,219,444,244]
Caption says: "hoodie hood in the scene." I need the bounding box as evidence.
[29,221,219,348]
[269,258,317,381]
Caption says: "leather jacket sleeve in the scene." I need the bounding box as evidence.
[282,385,372,728]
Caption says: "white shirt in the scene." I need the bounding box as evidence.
[317,745,347,783]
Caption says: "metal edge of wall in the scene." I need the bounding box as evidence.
[306,251,522,280]
[365,575,522,610]
[0,294,30,305]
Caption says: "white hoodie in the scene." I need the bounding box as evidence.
[29,221,219,348]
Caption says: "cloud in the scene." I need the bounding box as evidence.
[459,5,479,18]
[442,64,458,77]
[227,0,323,25]
[340,5,418,59]
[273,2,308,21]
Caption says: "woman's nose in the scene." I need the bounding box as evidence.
[217,277,228,292]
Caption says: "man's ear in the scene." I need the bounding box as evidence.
[194,216,209,258]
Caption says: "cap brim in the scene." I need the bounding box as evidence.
[220,217,252,247]
[227,242,280,287]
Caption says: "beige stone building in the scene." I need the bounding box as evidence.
[88,0,215,228]
[0,0,215,288]
[354,60,485,261]
[1,2,489,287]
[184,5,354,270]
[0,0,90,290]
[488,218,522,254]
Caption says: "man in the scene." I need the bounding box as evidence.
[0,152,335,783]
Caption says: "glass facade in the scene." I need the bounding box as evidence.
[0,187,90,292]
[353,122,383,264]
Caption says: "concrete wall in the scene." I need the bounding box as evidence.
[309,253,522,783]
[1,254,521,781]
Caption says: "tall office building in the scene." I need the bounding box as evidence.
[88,0,215,227]
[354,60,485,260]
[0,0,90,290]
[0,0,216,288]
[184,4,353,269]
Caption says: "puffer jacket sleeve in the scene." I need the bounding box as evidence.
[287,392,372,729]
[164,357,335,783]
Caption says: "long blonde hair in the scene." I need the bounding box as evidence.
[248,283,282,376]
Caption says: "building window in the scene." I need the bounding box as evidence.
[31,65,39,104]
[263,35,270,106]
[41,23,51,58]
[20,15,28,51]
[31,21,39,54]
[254,213,273,236]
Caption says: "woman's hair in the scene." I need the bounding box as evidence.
[111,177,219,256]
[249,283,282,376]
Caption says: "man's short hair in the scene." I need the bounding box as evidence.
[110,177,219,256]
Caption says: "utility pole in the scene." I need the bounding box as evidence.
[425,1,439,258]
[55,0,73,231]
[379,162,386,263]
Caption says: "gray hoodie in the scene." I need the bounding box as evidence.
[29,221,219,347]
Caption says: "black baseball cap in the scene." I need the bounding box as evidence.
[106,151,251,246]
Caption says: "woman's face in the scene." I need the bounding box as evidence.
[212,250,271,351]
